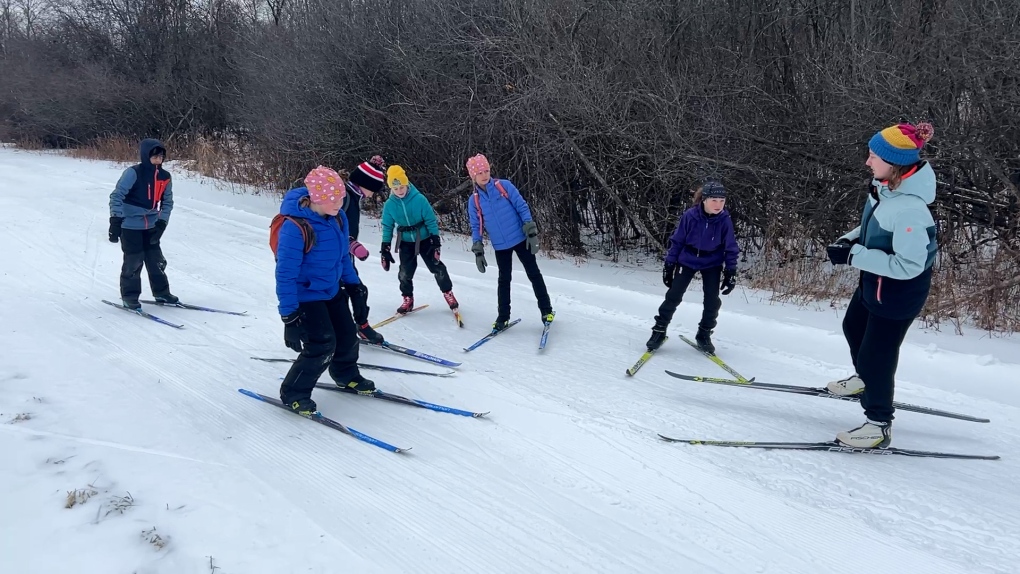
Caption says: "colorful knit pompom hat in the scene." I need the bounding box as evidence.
[868,122,934,166]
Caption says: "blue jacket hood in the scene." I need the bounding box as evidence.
[139,138,166,164]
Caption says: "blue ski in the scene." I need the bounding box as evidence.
[539,312,555,350]
[360,339,462,367]
[315,383,487,418]
[237,389,410,453]
[140,300,247,316]
[101,299,184,329]
[463,318,522,352]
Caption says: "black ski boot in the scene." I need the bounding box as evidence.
[646,324,667,351]
[338,373,376,395]
[695,327,716,355]
[122,297,142,310]
[358,322,384,344]
[285,397,318,415]
[154,292,179,304]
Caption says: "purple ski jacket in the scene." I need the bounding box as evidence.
[663,205,739,271]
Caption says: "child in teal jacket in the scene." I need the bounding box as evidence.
[379,165,460,316]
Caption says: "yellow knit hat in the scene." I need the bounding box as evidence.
[386,165,408,187]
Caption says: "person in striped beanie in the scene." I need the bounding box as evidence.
[343,155,387,344]
[824,121,937,450]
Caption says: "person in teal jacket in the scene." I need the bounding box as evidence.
[379,165,459,316]
[824,121,937,450]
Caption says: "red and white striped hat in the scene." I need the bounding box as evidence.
[348,155,386,193]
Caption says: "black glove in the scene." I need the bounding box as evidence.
[108,216,123,243]
[522,221,539,255]
[282,310,306,353]
[380,243,395,271]
[827,238,855,266]
[471,241,487,273]
[149,219,167,245]
[430,235,442,261]
[344,282,368,308]
[662,263,676,288]
[721,268,737,295]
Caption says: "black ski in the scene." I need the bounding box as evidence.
[664,371,990,423]
[249,356,455,377]
[658,435,999,460]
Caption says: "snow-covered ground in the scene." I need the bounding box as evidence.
[1,146,1016,574]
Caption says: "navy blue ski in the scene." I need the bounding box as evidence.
[315,383,487,418]
[360,339,462,367]
[238,389,409,453]
[140,300,247,316]
[101,299,184,329]
[464,318,522,352]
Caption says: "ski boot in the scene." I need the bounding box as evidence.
[443,290,460,310]
[153,292,179,305]
[358,322,384,344]
[285,397,318,416]
[646,324,667,351]
[826,374,865,396]
[337,374,376,395]
[492,318,510,332]
[836,420,892,448]
[695,327,716,355]
[396,295,414,314]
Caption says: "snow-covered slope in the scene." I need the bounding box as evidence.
[0,147,1016,573]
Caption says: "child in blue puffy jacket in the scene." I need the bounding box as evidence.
[274,166,375,415]
[465,154,553,332]
[646,180,739,354]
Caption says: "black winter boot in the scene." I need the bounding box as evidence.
[695,327,716,355]
[646,324,668,351]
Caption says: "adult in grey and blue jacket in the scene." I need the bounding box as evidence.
[108,138,176,309]
[824,121,937,450]
[466,154,553,331]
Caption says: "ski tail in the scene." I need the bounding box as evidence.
[626,339,665,376]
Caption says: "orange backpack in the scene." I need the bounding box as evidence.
[269,214,316,259]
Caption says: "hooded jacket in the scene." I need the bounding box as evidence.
[275,187,360,316]
[109,139,173,230]
[664,205,740,271]
[841,161,938,320]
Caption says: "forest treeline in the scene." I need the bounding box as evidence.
[2,0,1018,331]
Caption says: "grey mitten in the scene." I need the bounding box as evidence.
[522,221,539,255]
[471,241,487,273]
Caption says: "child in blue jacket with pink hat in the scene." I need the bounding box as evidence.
[646,180,739,354]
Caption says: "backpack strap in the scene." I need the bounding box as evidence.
[271,214,316,258]
[472,180,509,240]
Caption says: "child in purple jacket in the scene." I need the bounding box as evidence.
[646,180,739,354]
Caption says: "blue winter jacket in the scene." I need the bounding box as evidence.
[841,161,938,320]
[467,178,533,251]
[664,205,740,271]
[109,138,173,230]
[275,187,361,316]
